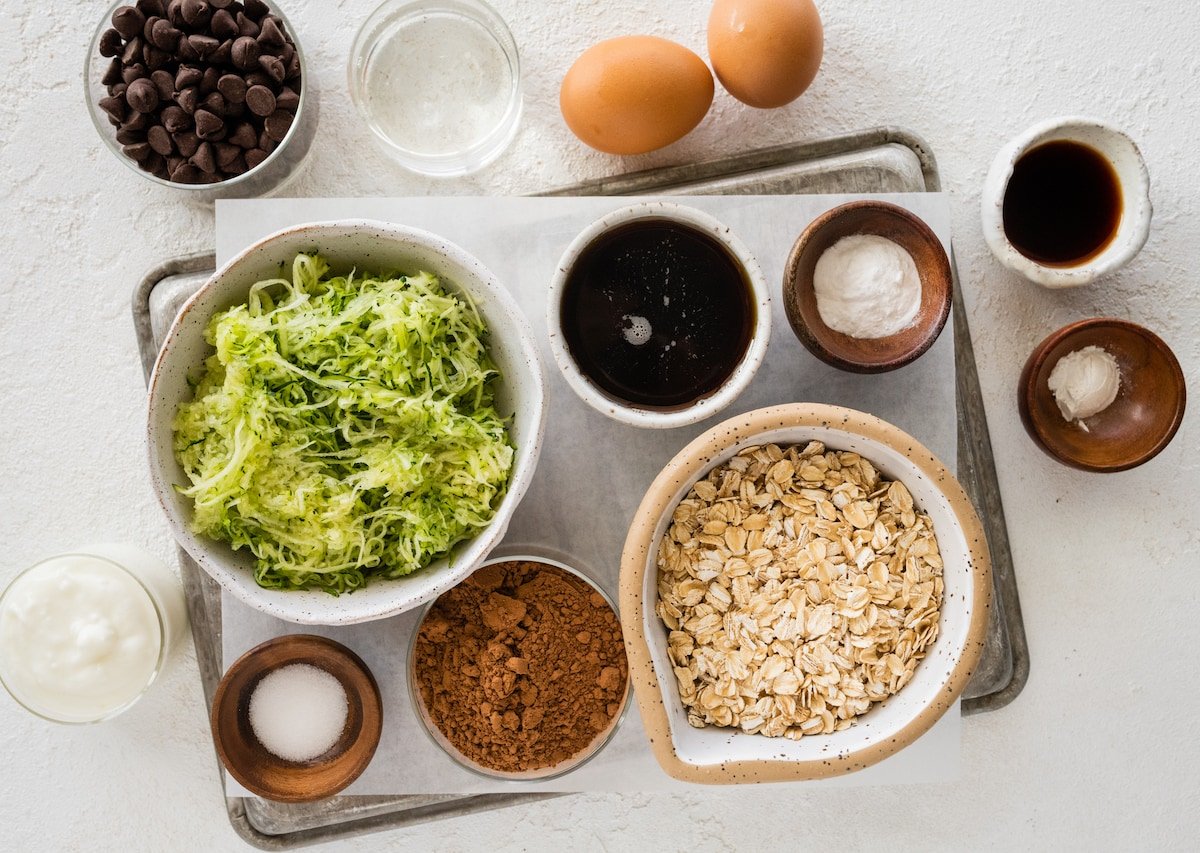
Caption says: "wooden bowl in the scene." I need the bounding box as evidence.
[1018,318,1186,472]
[211,635,383,802]
[783,200,953,373]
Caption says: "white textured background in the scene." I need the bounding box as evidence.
[0,0,1196,850]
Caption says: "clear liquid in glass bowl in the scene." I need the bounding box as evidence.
[350,0,522,177]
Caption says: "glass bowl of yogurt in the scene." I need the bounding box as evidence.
[0,544,186,724]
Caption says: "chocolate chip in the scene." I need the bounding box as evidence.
[112,6,145,39]
[150,18,182,51]
[217,74,247,103]
[210,8,237,39]
[122,141,153,161]
[245,84,275,117]
[257,16,284,49]
[210,0,234,8]
[147,125,174,155]
[141,15,159,42]
[175,65,201,89]
[200,66,221,93]
[191,140,217,173]
[120,36,141,64]
[177,87,198,114]
[175,131,200,157]
[194,108,224,139]
[214,142,241,167]
[236,12,260,38]
[171,162,204,183]
[161,104,190,132]
[279,42,294,67]
[123,110,153,132]
[102,58,124,86]
[264,109,292,141]
[188,33,219,57]
[231,35,260,70]
[136,0,167,17]
[166,0,184,25]
[202,91,227,115]
[144,153,170,180]
[224,153,248,175]
[176,37,199,61]
[121,62,147,84]
[244,148,268,170]
[110,82,129,98]
[228,121,257,148]
[151,69,175,100]
[181,0,212,28]
[257,54,285,84]
[99,28,123,58]
[257,128,277,153]
[242,71,271,89]
[167,154,186,173]
[285,53,300,81]
[126,78,160,113]
[143,44,171,70]
[116,123,147,145]
[210,39,233,65]
[244,0,270,21]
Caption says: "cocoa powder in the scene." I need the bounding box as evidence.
[413,560,628,774]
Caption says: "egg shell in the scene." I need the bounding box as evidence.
[560,36,714,156]
[708,0,824,109]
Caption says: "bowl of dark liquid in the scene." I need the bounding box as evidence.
[982,117,1151,288]
[547,202,771,428]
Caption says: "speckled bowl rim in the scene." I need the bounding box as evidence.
[1017,317,1186,472]
[619,403,992,783]
[546,201,772,429]
[146,219,547,625]
[782,200,953,373]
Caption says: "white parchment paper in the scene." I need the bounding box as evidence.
[215,194,959,795]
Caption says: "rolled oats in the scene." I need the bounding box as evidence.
[655,442,944,739]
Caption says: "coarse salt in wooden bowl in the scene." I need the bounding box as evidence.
[1018,317,1186,472]
[782,200,952,373]
[211,634,382,803]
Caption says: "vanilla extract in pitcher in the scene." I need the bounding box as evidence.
[560,219,755,408]
[1002,139,1123,267]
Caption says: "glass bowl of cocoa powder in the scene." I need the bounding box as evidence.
[408,555,630,781]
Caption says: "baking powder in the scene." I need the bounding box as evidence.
[813,235,922,338]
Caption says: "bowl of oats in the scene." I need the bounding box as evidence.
[619,403,991,783]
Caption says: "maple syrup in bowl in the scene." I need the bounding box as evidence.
[547,203,771,429]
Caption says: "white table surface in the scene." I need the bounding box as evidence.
[0,1,1196,850]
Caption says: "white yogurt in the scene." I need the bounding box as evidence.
[0,545,186,723]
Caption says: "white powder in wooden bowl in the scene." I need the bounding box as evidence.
[813,235,922,339]
[249,663,349,763]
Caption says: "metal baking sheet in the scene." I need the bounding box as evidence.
[132,126,1028,848]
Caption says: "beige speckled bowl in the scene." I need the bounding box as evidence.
[620,404,991,783]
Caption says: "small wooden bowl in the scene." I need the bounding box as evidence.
[211,635,383,803]
[783,200,953,373]
[1018,318,1186,472]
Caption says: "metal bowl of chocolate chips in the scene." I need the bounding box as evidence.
[86,0,317,199]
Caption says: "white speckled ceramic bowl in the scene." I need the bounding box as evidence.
[620,404,991,783]
[547,202,771,429]
[982,116,1152,288]
[147,221,546,625]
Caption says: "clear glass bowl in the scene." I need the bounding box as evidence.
[85,0,319,201]
[348,0,522,177]
[0,549,182,724]
[407,553,629,781]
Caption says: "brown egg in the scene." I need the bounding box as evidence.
[560,36,714,155]
[708,0,823,109]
